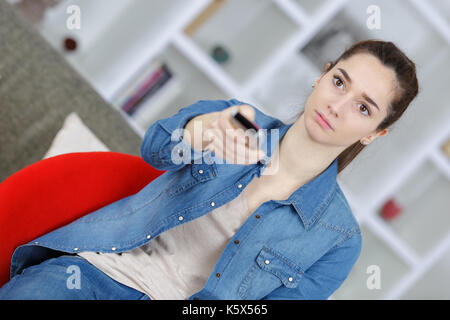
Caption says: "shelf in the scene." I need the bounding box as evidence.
[185,0,300,86]
[39,0,210,102]
[430,144,450,181]
[332,224,410,300]
[409,0,450,44]
[302,0,448,75]
[122,44,229,133]
[39,0,132,54]
[294,0,330,16]
[243,0,348,96]
[400,244,450,299]
[251,48,320,123]
[380,159,450,258]
[385,230,450,299]
[427,0,450,23]
[300,7,369,73]
[343,0,449,68]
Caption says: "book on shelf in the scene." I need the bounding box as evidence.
[132,75,183,130]
[112,58,171,114]
[112,57,184,131]
[184,0,226,36]
[112,58,160,108]
[119,62,174,116]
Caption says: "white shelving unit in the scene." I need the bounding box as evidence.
[27,0,450,299]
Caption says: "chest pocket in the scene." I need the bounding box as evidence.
[238,246,303,299]
[166,162,218,198]
[256,247,303,288]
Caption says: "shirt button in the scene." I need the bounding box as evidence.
[288,277,293,282]
[198,169,204,174]
[255,215,260,219]
[210,201,215,207]
[178,216,184,221]
[237,184,242,189]
[73,248,79,251]
[111,247,117,251]
[234,239,240,245]
[216,273,221,278]
[146,235,152,240]
[177,149,183,157]
[265,259,270,265]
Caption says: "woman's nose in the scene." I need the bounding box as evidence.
[327,104,339,118]
[329,96,352,116]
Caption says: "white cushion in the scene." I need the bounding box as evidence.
[43,112,110,159]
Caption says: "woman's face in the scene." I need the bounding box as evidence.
[303,53,397,147]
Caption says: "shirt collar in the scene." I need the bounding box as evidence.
[256,123,338,231]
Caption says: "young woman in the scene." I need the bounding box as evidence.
[0,39,419,300]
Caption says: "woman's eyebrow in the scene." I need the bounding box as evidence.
[337,68,380,112]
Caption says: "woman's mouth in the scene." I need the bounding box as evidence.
[314,110,333,131]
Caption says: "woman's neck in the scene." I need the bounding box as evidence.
[264,113,341,185]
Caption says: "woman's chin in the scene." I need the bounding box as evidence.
[305,116,332,142]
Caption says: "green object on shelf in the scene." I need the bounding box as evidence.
[211,45,230,64]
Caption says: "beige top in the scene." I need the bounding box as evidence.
[77,190,250,300]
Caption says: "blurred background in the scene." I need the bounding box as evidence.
[1,0,450,299]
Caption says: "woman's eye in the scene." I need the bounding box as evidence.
[333,76,344,89]
[359,104,370,116]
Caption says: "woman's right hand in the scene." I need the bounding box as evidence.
[203,104,266,165]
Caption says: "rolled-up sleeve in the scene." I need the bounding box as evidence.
[140,99,243,171]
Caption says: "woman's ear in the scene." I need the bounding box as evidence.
[361,128,390,145]
[315,62,333,88]
[376,127,390,137]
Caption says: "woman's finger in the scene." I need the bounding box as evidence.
[204,112,265,164]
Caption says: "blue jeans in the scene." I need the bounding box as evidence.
[0,255,152,300]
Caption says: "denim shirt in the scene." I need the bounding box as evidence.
[9,99,362,300]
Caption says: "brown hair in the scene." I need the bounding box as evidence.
[295,39,419,174]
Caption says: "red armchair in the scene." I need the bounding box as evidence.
[0,151,165,287]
